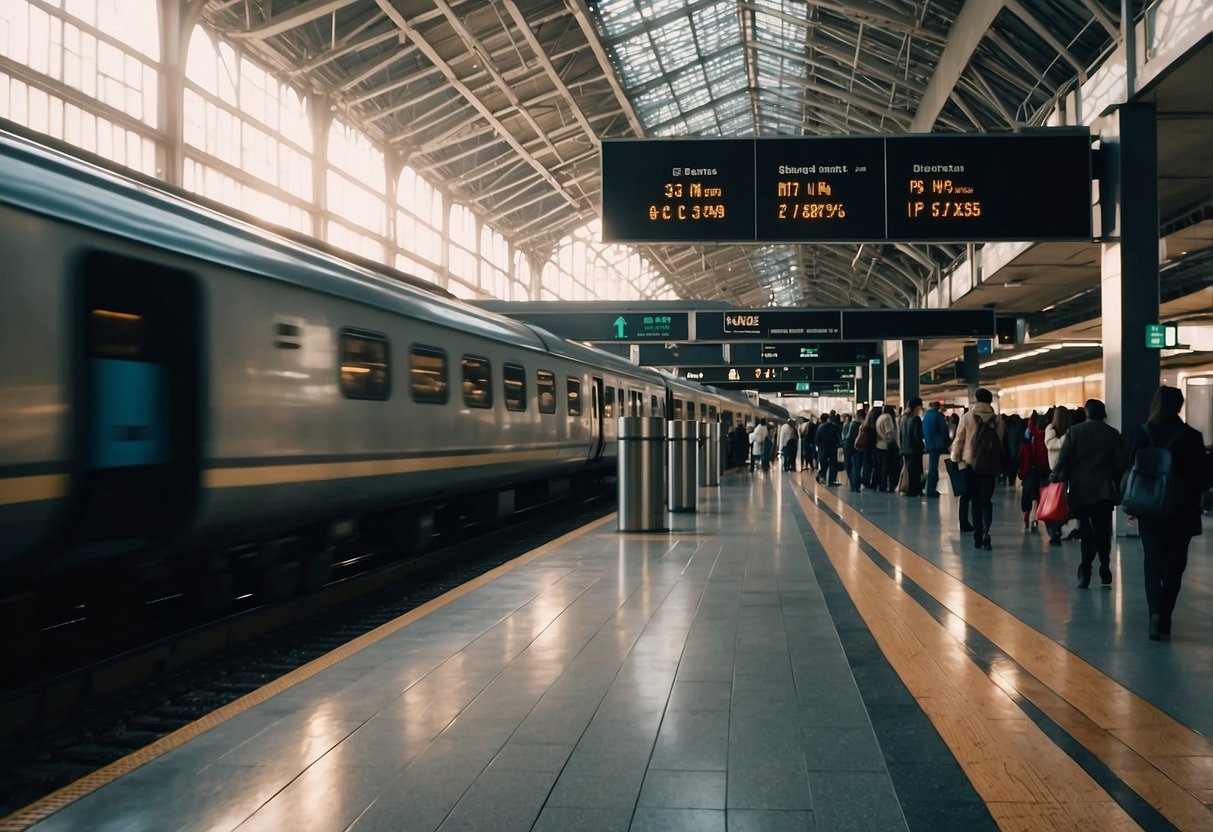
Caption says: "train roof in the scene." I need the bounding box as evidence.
[0,130,546,352]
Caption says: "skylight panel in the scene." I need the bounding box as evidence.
[596,0,644,35]
[614,36,664,86]
[691,3,740,53]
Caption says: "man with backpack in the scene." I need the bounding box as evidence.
[950,388,1005,549]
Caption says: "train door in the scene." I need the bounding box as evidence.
[73,252,201,548]
[590,377,605,460]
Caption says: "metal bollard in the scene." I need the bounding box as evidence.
[667,420,699,513]
[699,422,721,487]
[617,416,666,532]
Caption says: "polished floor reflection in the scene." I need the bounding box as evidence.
[20,469,1212,832]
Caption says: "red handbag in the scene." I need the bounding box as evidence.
[1037,481,1070,524]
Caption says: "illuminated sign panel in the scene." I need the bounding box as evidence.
[600,139,755,242]
[681,366,855,384]
[736,342,879,364]
[505,311,689,342]
[602,132,1091,244]
[883,133,1092,241]
[696,310,843,341]
[754,137,886,241]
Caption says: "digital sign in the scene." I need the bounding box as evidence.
[681,365,855,384]
[696,310,843,341]
[602,131,1092,244]
[488,311,689,342]
[755,137,886,241]
[600,139,755,242]
[883,133,1092,241]
[732,342,879,364]
[840,309,995,340]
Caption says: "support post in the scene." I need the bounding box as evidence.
[900,340,920,405]
[869,353,886,406]
[963,345,980,404]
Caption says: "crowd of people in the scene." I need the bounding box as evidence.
[727,385,1211,642]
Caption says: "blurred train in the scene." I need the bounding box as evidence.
[0,130,785,602]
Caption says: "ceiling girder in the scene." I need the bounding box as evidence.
[231,0,363,40]
[910,0,1003,132]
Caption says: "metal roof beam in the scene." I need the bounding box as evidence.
[805,0,947,45]
[1004,0,1088,80]
[911,0,1003,132]
[502,0,599,147]
[375,0,578,211]
[565,0,645,136]
[230,0,363,40]
[1079,0,1120,39]
[291,28,399,75]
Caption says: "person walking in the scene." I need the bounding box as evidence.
[1018,414,1050,533]
[748,420,769,473]
[922,400,948,497]
[843,411,861,491]
[951,388,1005,549]
[857,408,879,489]
[778,419,798,472]
[1043,406,1073,544]
[1127,386,1208,640]
[875,405,897,492]
[899,398,925,497]
[816,413,843,486]
[730,423,750,472]
[1051,399,1126,589]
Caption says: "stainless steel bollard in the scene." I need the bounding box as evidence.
[617,416,666,532]
[667,420,699,513]
[699,422,721,487]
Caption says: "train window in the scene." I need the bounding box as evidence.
[410,346,448,404]
[339,329,390,401]
[462,355,492,408]
[688,401,696,420]
[604,385,615,419]
[617,388,625,416]
[673,398,684,419]
[537,370,556,414]
[709,406,718,421]
[504,363,527,412]
[629,390,642,416]
[651,394,659,415]
[566,377,582,416]
[89,307,147,360]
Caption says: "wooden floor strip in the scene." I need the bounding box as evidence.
[794,485,1144,831]
[806,481,1213,831]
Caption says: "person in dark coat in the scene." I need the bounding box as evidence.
[729,423,750,472]
[815,414,843,486]
[1051,399,1127,589]
[899,398,925,497]
[1129,386,1209,640]
[922,401,949,497]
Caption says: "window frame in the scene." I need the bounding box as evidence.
[461,354,493,409]
[339,327,391,401]
[567,377,583,416]
[537,369,556,415]
[503,362,527,412]
[409,344,449,405]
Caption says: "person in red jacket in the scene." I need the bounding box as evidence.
[1018,414,1051,532]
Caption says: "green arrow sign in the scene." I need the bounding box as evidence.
[613,316,627,339]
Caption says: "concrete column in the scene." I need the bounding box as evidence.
[1099,103,1159,444]
[869,353,886,406]
[963,345,980,403]
[900,340,920,404]
[157,0,205,186]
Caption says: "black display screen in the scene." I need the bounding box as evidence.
[841,309,996,340]
[600,139,755,242]
[883,133,1092,242]
[695,310,843,341]
[602,132,1091,244]
[755,137,886,241]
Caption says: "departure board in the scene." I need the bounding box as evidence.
[600,139,755,242]
[601,131,1092,244]
[754,137,886,241]
[882,133,1092,241]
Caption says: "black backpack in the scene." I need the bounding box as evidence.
[970,417,1003,476]
[1121,427,1180,518]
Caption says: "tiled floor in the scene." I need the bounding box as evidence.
[20,469,1212,832]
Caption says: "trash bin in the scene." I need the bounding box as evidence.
[668,420,699,513]
[617,416,665,532]
[699,422,721,487]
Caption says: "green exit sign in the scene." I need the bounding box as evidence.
[796,382,811,392]
[1145,323,1177,349]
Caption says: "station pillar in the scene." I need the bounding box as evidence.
[869,355,886,406]
[963,345,980,404]
[1099,103,1160,443]
[899,340,920,405]
[854,362,868,411]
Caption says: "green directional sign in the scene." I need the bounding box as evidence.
[493,311,689,342]
[613,316,627,339]
[1145,323,1177,349]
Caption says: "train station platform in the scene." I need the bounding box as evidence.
[14,469,1213,832]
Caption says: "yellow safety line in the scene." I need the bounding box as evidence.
[0,511,617,832]
[792,484,1143,830]
[801,479,1213,831]
[0,474,69,506]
